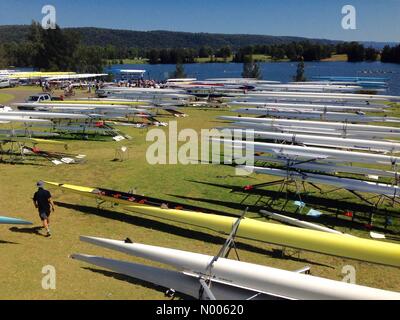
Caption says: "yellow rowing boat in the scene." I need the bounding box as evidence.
[40,100,149,106]
[45,181,400,267]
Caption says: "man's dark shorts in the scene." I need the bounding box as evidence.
[39,210,51,221]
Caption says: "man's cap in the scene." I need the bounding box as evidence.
[37,181,44,188]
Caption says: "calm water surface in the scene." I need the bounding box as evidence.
[106,61,400,96]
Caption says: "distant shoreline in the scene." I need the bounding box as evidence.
[106,54,350,66]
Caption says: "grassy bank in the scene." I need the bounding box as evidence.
[0,92,15,103]
[0,87,399,300]
[106,58,149,65]
[321,54,348,62]
[109,54,341,65]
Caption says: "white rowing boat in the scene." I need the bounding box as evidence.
[75,236,400,300]
[215,138,400,165]
[224,129,400,153]
[233,108,400,123]
[240,166,400,197]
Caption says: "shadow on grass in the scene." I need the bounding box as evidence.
[0,159,47,167]
[170,193,394,236]
[186,180,400,235]
[82,267,190,300]
[9,226,45,237]
[0,240,18,245]
[56,201,332,268]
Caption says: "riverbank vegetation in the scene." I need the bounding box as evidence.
[1,22,400,72]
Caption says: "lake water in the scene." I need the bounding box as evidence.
[105,61,400,96]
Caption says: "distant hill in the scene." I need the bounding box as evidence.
[0,25,338,49]
[362,41,399,50]
[1,25,396,50]
[0,25,31,43]
[69,28,339,48]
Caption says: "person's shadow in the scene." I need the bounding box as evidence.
[9,226,46,237]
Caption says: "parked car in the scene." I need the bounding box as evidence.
[25,93,63,103]
[25,93,53,102]
[0,78,10,89]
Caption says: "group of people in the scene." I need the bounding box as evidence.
[38,78,166,93]
[38,79,106,95]
[40,81,53,92]
[116,79,161,88]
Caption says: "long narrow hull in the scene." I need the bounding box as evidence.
[123,205,400,267]
[228,102,386,113]
[233,91,400,102]
[79,236,400,300]
[39,100,149,106]
[233,108,399,123]
[216,139,400,165]
[259,211,345,235]
[218,116,400,133]
[71,254,273,300]
[241,166,400,197]
[253,156,397,179]
[0,116,52,124]
[224,129,400,153]
[45,182,400,267]
[0,111,91,120]
[44,182,228,216]
[0,216,32,225]
[230,121,400,139]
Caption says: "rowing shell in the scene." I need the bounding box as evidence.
[77,236,400,300]
[0,216,32,225]
[45,182,400,267]
[71,253,273,300]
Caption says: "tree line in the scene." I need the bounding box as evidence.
[1,22,400,71]
[0,25,335,50]
[142,42,400,64]
[0,22,104,72]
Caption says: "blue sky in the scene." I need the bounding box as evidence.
[0,0,399,42]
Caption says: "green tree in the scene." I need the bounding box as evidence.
[381,45,392,63]
[0,45,6,68]
[242,56,262,79]
[216,46,232,61]
[271,47,285,60]
[285,43,298,61]
[171,63,186,78]
[380,45,400,63]
[294,57,306,82]
[3,42,36,67]
[26,21,80,71]
[71,46,104,73]
[199,46,213,58]
[346,42,365,62]
[365,47,378,61]
[148,49,160,64]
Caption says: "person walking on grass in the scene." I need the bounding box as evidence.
[33,181,55,237]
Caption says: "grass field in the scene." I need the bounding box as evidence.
[0,92,15,103]
[106,58,149,65]
[105,54,346,65]
[0,87,399,300]
[195,56,234,63]
[195,55,290,63]
[321,54,348,62]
